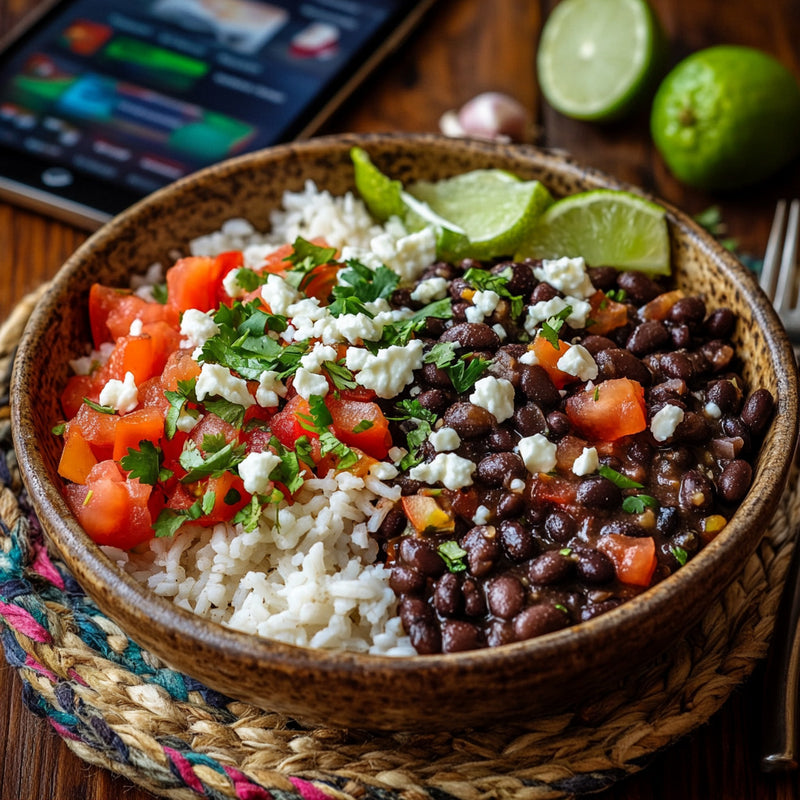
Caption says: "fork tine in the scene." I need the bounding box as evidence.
[774,199,800,311]
[760,199,787,298]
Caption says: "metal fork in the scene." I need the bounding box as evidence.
[759,199,800,339]
[760,199,800,772]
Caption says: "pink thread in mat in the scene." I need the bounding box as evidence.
[0,600,52,642]
[224,765,274,799]
[163,746,205,794]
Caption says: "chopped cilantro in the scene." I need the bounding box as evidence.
[328,260,399,317]
[463,266,524,318]
[424,341,457,368]
[151,282,168,305]
[233,267,267,292]
[606,288,627,303]
[297,394,358,470]
[120,440,173,485]
[179,436,246,483]
[153,499,204,538]
[202,396,246,429]
[233,495,263,532]
[593,386,600,401]
[322,360,357,391]
[352,419,374,433]
[283,237,337,292]
[164,378,198,439]
[83,397,116,415]
[670,545,689,566]
[437,540,468,573]
[446,355,490,394]
[598,465,644,490]
[621,494,660,514]
[390,399,437,470]
[52,422,66,436]
[374,297,452,350]
[540,305,572,350]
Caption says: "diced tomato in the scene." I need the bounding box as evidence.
[639,290,685,322]
[587,290,628,336]
[270,394,314,448]
[326,397,391,460]
[137,376,170,413]
[74,403,119,450]
[64,460,153,549]
[214,250,245,306]
[303,262,340,303]
[113,407,165,462]
[96,323,180,386]
[401,494,454,533]
[161,349,202,391]
[166,256,225,313]
[565,378,647,442]
[529,335,574,389]
[555,434,589,472]
[188,414,241,451]
[88,284,124,348]
[258,243,295,275]
[195,473,250,525]
[531,473,577,506]
[61,374,101,418]
[338,384,377,402]
[598,533,657,587]
[58,423,98,484]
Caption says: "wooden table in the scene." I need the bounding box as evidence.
[1,0,799,797]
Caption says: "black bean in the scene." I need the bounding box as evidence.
[705,308,736,339]
[416,388,453,414]
[433,572,463,616]
[499,520,537,561]
[489,428,521,451]
[718,459,753,503]
[530,282,558,303]
[486,574,525,619]
[582,334,617,354]
[670,529,700,556]
[443,402,495,438]
[673,411,710,444]
[397,476,424,496]
[580,598,622,621]
[595,348,652,385]
[421,317,447,338]
[440,322,501,350]
[544,510,576,543]
[486,619,516,647]
[399,597,441,654]
[529,550,574,584]
[721,417,752,452]
[513,604,569,640]
[451,302,469,323]
[492,261,535,296]
[742,388,774,434]
[461,525,501,576]
[398,536,445,577]
[477,452,526,487]
[421,362,452,388]
[627,438,653,465]
[513,402,548,436]
[462,577,486,617]
[377,506,406,539]
[575,548,615,584]
[599,518,646,538]
[520,364,561,407]
[707,379,742,413]
[648,379,688,404]
[449,277,470,301]
[442,620,482,652]
[656,506,680,536]
[588,266,618,291]
[668,296,706,325]
[617,271,660,303]
[657,352,694,381]
[546,410,571,438]
[389,565,426,595]
[701,340,735,371]
[626,321,670,356]
[670,324,692,349]
[420,261,460,282]
[496,491,525,520]
[489,348,522,386]
[679,470,715,512]
[575,476,622,510]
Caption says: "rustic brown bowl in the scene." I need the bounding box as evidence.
[11,133,799,731]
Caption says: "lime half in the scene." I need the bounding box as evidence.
[514,189,670,275]
[407,170,554,260]
[537,0,665,121]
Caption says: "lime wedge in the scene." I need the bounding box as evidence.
[537,0,665,121]
[407,170,554,260]
[351,146,405,221]
[514,189,670,275]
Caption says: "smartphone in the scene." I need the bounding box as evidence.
[0,0,436,229]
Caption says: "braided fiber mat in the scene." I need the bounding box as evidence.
[1,288,798,800]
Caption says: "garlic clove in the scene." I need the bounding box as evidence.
[455,92,530,142]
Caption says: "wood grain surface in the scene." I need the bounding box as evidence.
[1,0,799,797]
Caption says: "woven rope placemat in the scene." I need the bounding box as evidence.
[0,288,797,800]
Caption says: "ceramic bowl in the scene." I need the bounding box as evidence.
[11,133,799,731]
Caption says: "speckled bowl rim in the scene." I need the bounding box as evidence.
[11,133,799,729]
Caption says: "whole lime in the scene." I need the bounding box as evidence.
[651,45,800,190]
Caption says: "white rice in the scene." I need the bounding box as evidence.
[103,182,422,656]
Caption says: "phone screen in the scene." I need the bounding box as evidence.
[0,0,431,225]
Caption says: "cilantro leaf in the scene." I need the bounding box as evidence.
[446,355,490,394]
[328,260,400,317]
[233,495,264,532]
[233,267,268,292]
[376,297,453,350]
[463,266,524,319]
[670,545,689,566]
[621,494,660,514]
[52,422,66,436]
[424,341,457,368]
[202,396,246,429]
[283,237,337,292]
[540,305,572,349]
[391,399,437,470]
[598,465,644,490]
[153,499,204,538]
[83,397,116,415]
[352,419,374,433]
[151,282,168,305]
[179,437,246,483]
[120,440,173,485]
[164,378,198,439]
[322,360,357,391]
[437,540,468,573]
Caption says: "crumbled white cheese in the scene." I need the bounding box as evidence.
[180,308,220,350]
[473,505,491,525]
[524,295,592,335]
[534,256,595,299]
[409,452,476,490]
[509,478,526,493]
[128,318,143,336]
[333,312,384,344]
[256,370,287,408]
[492,323,507,341]
[518,433,558,475]
[293,367,330,399]
[369,461,400,480]
[572,446,599,476]
[176,410,201,433]
[520,349,539,366]
[238,450,282,495]
[195,363,254,407]
[410,276,449,304]
[388,446,408,463]
[650,404,685,442]
[469,376,515,423]
[369,226,437,284]
[222,268,247,299]
[557,344,598,381]
[261,274,299,316]
[286,296,328,322]
[465,289,501,323]
[344,339,424,399]
[299,343,337,373]
[704,401,722,420]
[429,426,461,452]
[99,371,139,415]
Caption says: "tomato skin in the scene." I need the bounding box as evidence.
[270,395,314,448]
[58,423,98,484]
[530,336,574,389]
[89,283,179,346]
[565,378,647,442]
[166,256,225,313]
[587,290,627,336]
[598,533,657,587]
[74,403,119,450]
[61,374,101,418]
[113,407,165,462]
[326,397,391,460]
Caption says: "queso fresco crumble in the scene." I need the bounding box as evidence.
[54,178,773,656]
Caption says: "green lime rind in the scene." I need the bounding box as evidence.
[514,189,671,275]
[407,171,554,260]
[537,0,667,122]
[650,45,800,190]
[351,146,406,221]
